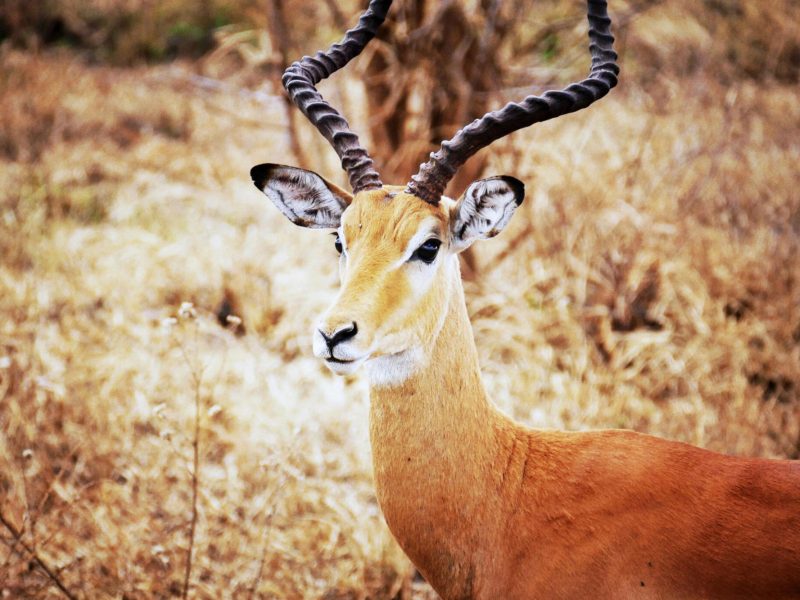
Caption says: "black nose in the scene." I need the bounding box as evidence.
[320,322,358,350]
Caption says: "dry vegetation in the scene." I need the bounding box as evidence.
[1,0,799,597]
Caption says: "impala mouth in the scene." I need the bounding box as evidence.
[326,356,355,364]
[322,353,368,375]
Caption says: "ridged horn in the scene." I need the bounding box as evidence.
[282,0,393,193]
[406,0,619,205]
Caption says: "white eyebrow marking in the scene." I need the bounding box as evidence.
[395,217,442,266]
[337,225,348,255]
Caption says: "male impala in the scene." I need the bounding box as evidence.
[250,1,800,597]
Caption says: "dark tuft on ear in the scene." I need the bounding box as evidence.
[501,176,525,206]
[250,163,276,191]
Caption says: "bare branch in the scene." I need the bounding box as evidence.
[265,0,311,168]
[177,318,204,600]
[0,509,78,600]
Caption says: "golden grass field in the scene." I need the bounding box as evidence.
[1,1,799,597]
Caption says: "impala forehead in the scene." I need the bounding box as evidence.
[340,190,448,254]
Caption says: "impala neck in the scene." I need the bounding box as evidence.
[368,255,493,445]
[367,255,505,595]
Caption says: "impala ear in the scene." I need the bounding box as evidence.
[450,176,525,251]
[251,163,352,229]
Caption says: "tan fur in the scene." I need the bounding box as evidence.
[319,188,450,363]
[317,189,800,599]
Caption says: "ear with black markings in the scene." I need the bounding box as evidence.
[450,176,524,251]
[250,163,352,229]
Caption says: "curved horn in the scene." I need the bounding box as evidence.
[406,0,619,205]
[282,0,393,193]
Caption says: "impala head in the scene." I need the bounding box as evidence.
[251,0,618,382]
[252,164,525,378]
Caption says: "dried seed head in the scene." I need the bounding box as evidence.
[178,302,197,320]
[151,545,170,566]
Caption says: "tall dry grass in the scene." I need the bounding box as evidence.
[1,0,799,597]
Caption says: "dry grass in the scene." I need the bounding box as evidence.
[1,2,799,597]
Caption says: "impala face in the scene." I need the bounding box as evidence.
[316,188,451,379]
[252,164,524,385]
[256,0,615,383]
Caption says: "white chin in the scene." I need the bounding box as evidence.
[365,347,423,388]
[323,356,367,376]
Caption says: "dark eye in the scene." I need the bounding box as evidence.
[333,234,343,255]
[411,239,441,264]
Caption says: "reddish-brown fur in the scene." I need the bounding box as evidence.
[329,191,800,599]
[254,170,800,597]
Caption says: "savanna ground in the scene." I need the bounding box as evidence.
[1,0,799,597]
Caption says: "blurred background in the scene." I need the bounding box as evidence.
[1,0,798,597]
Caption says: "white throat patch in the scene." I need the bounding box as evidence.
[365,346,425,388]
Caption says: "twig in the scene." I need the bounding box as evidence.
[248,431,303,598]
[265,0,310,168]
[183,388,200,598]
[248,507,277,598]
[0,509,78,600]
[183,411,200,598]
[322,0,348,31]
[173,309,204,600]
[182,373,201,599]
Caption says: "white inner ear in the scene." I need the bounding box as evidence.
[451,178,520,248]
[261,167,348,229]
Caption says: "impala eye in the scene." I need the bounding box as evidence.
[412,239,441,264]
[333,234,343,255]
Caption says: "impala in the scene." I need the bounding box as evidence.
[250,0,800,597]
